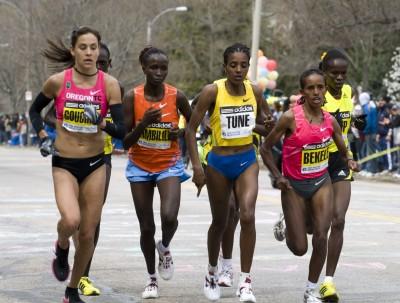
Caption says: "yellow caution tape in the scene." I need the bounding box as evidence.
[357,146,400,164]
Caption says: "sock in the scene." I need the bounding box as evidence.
[324,276,333,283]
[158,241,169,253]
[239,272,251,285]
[306,280,317,291]
[208,264,218,275]
[220,258,233,269]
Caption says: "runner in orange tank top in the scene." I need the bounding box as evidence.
[123,46,191,299]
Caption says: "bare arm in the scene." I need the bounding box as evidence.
[252,84,274,132]
[185,84,217,195]
[260,111,294,190]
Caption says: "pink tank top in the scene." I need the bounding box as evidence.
[54,68,108,133]
[282,104,334,180]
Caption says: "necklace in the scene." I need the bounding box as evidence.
[73,66,98,77]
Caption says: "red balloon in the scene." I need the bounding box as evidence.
[266,59,277,71]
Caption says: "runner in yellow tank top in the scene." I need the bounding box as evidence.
[186,43,273,303]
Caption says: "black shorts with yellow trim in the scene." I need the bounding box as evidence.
[328,151,353,183]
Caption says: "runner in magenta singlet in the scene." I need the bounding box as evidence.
[260,69,358,303]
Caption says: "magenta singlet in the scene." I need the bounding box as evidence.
[54,68,108,133]
[282,104,334,180]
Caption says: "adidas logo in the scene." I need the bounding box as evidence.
[338,170,346,176]
[320,286,328,295]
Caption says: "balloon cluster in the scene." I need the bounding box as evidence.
[250,49,279,91]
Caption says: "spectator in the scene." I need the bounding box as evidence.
[17,116,28,146]
[0,114,6,144]
[359,92,378,174]
[376,96,391,172]
[389,104,400,176]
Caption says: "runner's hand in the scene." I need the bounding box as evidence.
[264,114,275,130]
[348,159,360,172]
[84,103,102,125]
[141,108,162,127]
[192,167,206,197]
[39,137,57,157]
[276,176,292,191]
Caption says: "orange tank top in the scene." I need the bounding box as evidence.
[128,83,180,172]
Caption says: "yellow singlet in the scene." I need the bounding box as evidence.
[322,84,353,153]
[209,79,257,147]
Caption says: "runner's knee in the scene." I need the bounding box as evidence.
[331,217,345,232]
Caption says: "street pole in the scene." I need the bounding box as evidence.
[250,0,262,82]
[146,6,188,45]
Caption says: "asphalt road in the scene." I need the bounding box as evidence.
[0,146,399,303]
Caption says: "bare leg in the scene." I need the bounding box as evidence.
[326,181,351,276]
[157,177,181,247]
[221,192,239,259]
[130,182,156,274]
[68,165,106,288]
[234,162,259,273]
[205,166,233,268]
[308,181,333,283]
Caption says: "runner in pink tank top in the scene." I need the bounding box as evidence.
[260,69,358,303]
[28,27,125,303]
[282,103,333,180]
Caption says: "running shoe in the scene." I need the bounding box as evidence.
[304,289,322,303]
[236,277,256,302]
[204,273,220,301]
[319,281,339,302]
[52,241,70,282]
[78,277,100,296]
[63,287,85,303]
[273,213,286,241]
[218,264,233,287]
[142,277,158,299]
[156,240,174,280]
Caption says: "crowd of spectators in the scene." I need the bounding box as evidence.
[0,113,35,147]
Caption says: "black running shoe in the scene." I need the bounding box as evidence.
[63,287,86,303]
[52,241,70,282]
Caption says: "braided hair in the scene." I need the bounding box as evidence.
[319,48,348,71]
[139,46,168,66]
[223,43,251,64]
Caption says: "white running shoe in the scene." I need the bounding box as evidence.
[204,273,220,301]
[236,277,256,302]
[273,213,286,241]
[156,240,174,280]
[142,277,158,299]
[218,265,233,287]
[303,289,322,303]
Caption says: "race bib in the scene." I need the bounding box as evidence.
[138,122,172,149]
[220,105,255,139]
[62,101,98,133]
[301,140,331,174]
